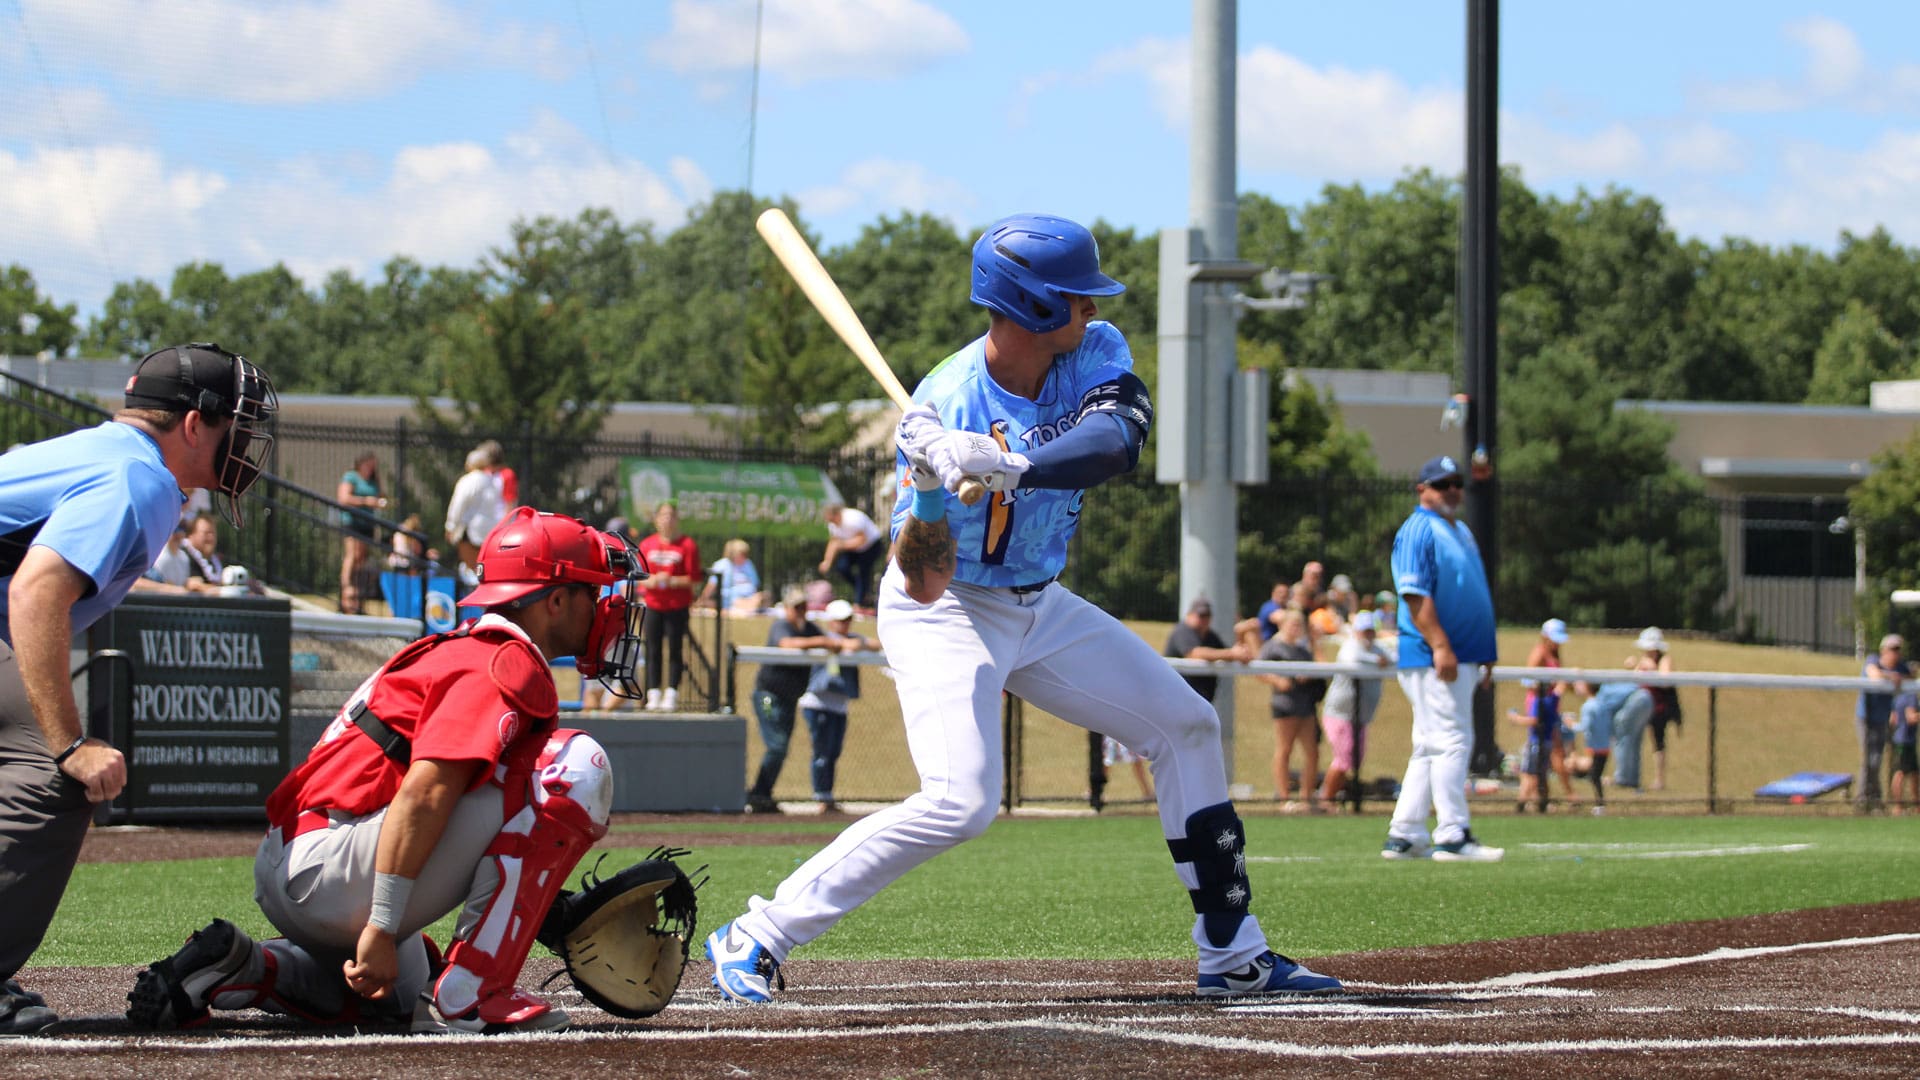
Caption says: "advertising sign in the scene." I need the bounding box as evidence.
[93,595,292,820]
[619,457,845,539]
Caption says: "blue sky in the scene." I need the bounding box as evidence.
[5,0,1920,319]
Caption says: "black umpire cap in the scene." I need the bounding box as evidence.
[124,343,251,418]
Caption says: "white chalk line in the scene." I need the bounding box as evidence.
[20,931,1920,1059]
[1351,931,1920,991]
[1519,841,1814,860]
[16,1020,1920,1061]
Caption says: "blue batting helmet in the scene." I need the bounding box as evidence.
[969,214,1126,333]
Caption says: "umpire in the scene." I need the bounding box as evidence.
[0,343,277,1034]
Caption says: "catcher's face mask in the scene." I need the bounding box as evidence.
[578,532,647,696]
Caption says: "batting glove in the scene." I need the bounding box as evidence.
[895,403,943,460]
[928,431,1031,493]
[907,451,943,492]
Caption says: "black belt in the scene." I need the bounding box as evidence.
[1010,576,1056,595]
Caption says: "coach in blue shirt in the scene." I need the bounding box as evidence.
[1381,455,1503,863]
[0,343,276,1034]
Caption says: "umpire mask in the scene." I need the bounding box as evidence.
[126,343,279,527]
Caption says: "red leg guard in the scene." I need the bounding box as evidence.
[435,730,611,1019]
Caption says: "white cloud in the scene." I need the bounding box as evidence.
[795,158,975,228]
[1665,130,1920,247]
[1687,16,1920,115]
[650,0,968,82]
[16,0,568,104]
[1503,114,1646,180]
[1,114,711,313]
[0,85,121,143]
[1658,123,1745,174]
[1080,38,1727,189]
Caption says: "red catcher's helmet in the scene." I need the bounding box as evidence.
[464,506,626,607]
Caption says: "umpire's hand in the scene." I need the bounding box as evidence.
[60,740,127,803]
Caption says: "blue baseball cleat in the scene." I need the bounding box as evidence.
[1197,951,1343,996]
[706,921,784,1004]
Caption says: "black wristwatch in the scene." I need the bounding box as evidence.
[53,735,87,766]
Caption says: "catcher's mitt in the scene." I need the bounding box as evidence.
[538,846,705,1019]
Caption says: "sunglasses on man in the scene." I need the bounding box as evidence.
[1426,477,1464,492]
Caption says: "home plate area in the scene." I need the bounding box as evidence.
[16,899,1920,1079]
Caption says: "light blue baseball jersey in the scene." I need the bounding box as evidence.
[1391,505,1498,668]
[0,422,184,644]
[890,321,1133,588]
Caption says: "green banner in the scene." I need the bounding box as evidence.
[619,457,846,539]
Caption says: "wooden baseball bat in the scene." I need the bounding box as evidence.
[755,207,986,507]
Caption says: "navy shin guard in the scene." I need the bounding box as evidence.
[1167,801,1251,948]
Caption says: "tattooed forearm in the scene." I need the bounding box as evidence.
[894,514,956,602]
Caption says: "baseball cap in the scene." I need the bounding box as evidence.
[1187,597,1213,617]
[1415,455,1463,489]
[1375,590,1396,606]
[1351,610,1376,633]
[1636,626,1667,652]
[1541,618,1569,644]
[823,599,855,622]
[124,343,244,417]
[1882,633,1905,651]
[1330,573,1354,592]
[781,584,808,609]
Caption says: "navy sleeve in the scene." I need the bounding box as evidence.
[1020,372,1152,490]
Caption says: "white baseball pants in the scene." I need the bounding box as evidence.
[1388,665,1482,848]
[734,564,1272,973]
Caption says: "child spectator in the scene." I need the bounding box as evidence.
[1891,692,1919,815]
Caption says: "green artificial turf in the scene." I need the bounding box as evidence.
[35,814,1920,968]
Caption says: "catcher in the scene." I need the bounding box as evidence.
[127,507,697,1034]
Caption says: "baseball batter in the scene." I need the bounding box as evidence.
[706,213,1341,1000]
[127,508,648,1034]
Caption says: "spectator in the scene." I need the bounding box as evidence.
[1101,735,1155,804]
[1575,680,1651,808]
[1321,609,1391,812]
[747,587,833,813]
[1372,591,1400,656]
[1294,560,1326,611]
[336,452,386,615]
[181,513,226,592]
[444,441,506,583]
[1890,691,1919,815]
[180,487,212,525]
[1254,582,1291,642]
[1526,619,1577,805]
[1326,574,1359,622]
[638,504,699,712]
[1506,690,1554,814]
[135,525,193,591]
[1857,633,1910,811]
[1629,627,1681,791]
[1258,609,1325,812]
[386,513,438,570]
[818,502,885,610]
[796,599,878,813]
[1162,597,1249,703]
[699,538,766,616]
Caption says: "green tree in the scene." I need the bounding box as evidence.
[826,212,975,387]
[1689,239,1838,402]
[83,278,171,358]
[0,266,80,356]
[737,219,864,455]
[416,228,614,517]
[1850,429,1920,643]
[1496,345,1724,629]
[1806,300,1911,405]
